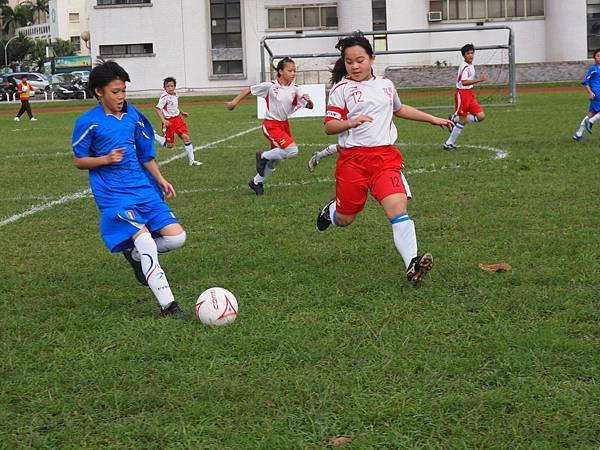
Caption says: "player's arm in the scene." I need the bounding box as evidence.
[301,93,314,109]
[325,115,373,135]
[143,159,176,199]
[460,75,488,86]
[74,148,125,169]
[394,105,454,130]
[154,106,171,127]
[226,87,251,110]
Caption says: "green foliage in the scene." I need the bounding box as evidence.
[1,90,600,448]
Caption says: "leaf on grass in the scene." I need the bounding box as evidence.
[102,343,118,353]
[477,364,491,374]
[266,399,277,409]
[479,263,512,273]
[330,435,352,446]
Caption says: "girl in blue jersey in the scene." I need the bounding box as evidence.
[573,48,600,142]
[72,61,188,318]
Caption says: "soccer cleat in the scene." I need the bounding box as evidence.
[30,117,37,121]
[160,301,188,318]
[248,179,264,195]
[189,160,203,166]
[123,248,148,286]
[316,197,336,231]
[443,143,457,151]
[572,134,582,142]
[406,252,434,285]
[585,117,593,134]
[307,152,320,172]
[255,151,268,177]
[14,117,20,121]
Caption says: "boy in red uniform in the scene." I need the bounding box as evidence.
[14,75,37,122]
[154,77,202,166]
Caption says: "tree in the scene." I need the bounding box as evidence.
[21,0,48,25]
[1,4,34,37]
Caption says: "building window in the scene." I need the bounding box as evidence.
[69,12,79,23]
[372,0,387,52]
[431,0,544,20]
[97,0,151,5]
[70,36,81,50]
[588,0,600,57]
[267,5,338,30]
[99,43,154,57]
[210,0,243,75]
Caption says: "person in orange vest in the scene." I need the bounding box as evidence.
[14,75,37,122]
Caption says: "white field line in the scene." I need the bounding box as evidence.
[0,140,509,227]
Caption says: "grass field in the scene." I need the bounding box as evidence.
[2,88,600,449]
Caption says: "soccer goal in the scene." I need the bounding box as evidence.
[260,25,516,111]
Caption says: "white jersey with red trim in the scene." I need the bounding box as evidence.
[251,80,307,121]
[325,75,402,148]
[456,61,475,89]
[156,92,180,118]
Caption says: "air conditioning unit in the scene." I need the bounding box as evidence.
[428,11,443,22]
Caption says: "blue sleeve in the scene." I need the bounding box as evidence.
[132,106,156,164]
[72,115,96,158]
[582,67,595,86]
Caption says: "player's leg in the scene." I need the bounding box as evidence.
[163,123,176,149]
[180,129,202,166]
[154,132,167,147]
[445,91,466,150]
[15,101,27,120]
[308,144,339,172]
[24,101,34,120]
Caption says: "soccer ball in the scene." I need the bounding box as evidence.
[195,287,238,326]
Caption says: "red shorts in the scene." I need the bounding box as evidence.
[163,115,189,144]
[335,145,412,215]
[262,119,293,149]
[454,89,483,116]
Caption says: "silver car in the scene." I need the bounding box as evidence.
[9,72,50,93]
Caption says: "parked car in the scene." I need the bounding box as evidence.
[51,73,91,99]
[0,74,18,101]
[8,72,50,93]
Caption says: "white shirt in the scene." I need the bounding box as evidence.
[251,80,307,121]
[156,92,180,118]
[456,61,475,90]
[325,75,402,149]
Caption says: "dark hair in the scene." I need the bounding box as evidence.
[461,43,475,56]
[274,57,295,77]
[330,31,374,85]
[88,60,131,99]
[163,77,176,87]
[20,74,28,80]
[593,48,600,58]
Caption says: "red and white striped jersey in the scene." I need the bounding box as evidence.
[251,80,307,121]
[456,61,475,90]
[156,92,180,118]
[325,75,402,149]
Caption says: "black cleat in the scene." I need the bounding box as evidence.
[406,252,434,285]
[248,179,264,195]
[255,151,268,177]
[123,248,148,286]
[160,301,188,318]
[316,197,336,231]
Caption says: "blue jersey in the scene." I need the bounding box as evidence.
[72,102,161,211]
[582,65,600,95]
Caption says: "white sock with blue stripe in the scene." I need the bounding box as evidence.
[576,117,587,137]
[390,213,417,269]
[329,200,339,227]
[467,114,479,123]
[184,141,196,164]
[134,233,174,308]
[446,122,464,146]
[590,113,600,124]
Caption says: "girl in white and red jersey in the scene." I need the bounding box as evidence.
[444,43,488,151]
[226,57,314,195]
[154,77,202,166]
[316,32,454,284]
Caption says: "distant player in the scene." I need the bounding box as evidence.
[315,32,454,284]
[444,43,487,151]
[154,77,202,166]
[14,75,37,122]
[72,61,188,318]
[226,57,314,195]
[572,48,600,142]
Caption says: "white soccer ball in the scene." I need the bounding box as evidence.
[195,287,238,326]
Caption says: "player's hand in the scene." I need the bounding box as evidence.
[105,147,125,164]
[159,179,176,199]
[162,119,171,127]
[181,111,189,117]
[590,92,596,100]
[350,115,374,128]
[432,117,454,131]
[225,101,236,110]
[480,74,489,82]
[301,93,312,102]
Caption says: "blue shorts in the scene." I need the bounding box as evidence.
[100,200,179,253]
[590,97,600,113]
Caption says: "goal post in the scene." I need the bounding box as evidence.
[260,25,516,111]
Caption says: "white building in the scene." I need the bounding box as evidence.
[48,0,91,55]
[87,0,591,93]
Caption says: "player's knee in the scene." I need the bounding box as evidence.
[477,112,486,122]
[284,146,298,159]
[160,231,187,252]
[335,213,355,227]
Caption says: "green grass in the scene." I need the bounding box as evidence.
[2,89,600,449]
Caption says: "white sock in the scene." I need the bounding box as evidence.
[261,148,286,161]
[184,141,195,163]
[446,122,464,145]
[390,214,418,269]
[576,117,587,137]
[154,133,166,146]
[253,174,265,184]
[316,144,338,160]
[134,233,174,308]
[467,114,479,123]
[155,231,186,254]
[328,201,339,227]
[590,113,600,124]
